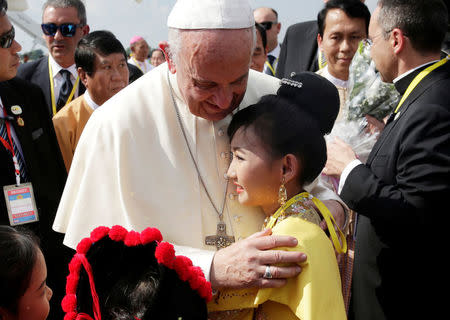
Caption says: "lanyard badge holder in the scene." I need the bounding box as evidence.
[1,109,39,226]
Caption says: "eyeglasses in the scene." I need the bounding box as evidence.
[41,23,82,37]
[259,21,278,31]
[0,25,15,49]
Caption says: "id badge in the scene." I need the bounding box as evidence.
[3,182,39,226]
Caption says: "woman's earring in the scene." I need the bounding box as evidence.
[278,177,287,206]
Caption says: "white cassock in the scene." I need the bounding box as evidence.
[53,63,342,277]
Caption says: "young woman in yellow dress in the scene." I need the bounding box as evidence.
[208,72,347,320]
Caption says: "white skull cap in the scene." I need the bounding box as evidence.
[167,0,254,30]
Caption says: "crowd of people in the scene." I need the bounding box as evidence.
[0,0,449,319]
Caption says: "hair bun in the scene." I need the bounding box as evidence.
[277,72,340,135]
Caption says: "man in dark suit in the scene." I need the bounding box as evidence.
[17,0,89,117]
[324,0,450,319]
[127,62,143,83]
[253,7,282,76]
[276,20,319,78]
[0,1,71,319]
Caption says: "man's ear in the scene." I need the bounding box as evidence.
[81,24,90,36]
[159,41,176,73]
[276,22,281,34]
[281,154,300,184]
[391,28,406,55]
[317,33,323,50]
[77,67,89,88]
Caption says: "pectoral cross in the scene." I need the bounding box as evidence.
[205,222,235,249]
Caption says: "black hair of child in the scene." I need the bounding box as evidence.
[0,225,41,313]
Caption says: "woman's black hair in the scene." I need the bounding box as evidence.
[0,226,40,313]
[228,72,339,186]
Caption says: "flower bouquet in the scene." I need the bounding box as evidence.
[325,40,400,164]
[346,40,400,122]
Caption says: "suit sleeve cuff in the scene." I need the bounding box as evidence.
[339,159,363,194]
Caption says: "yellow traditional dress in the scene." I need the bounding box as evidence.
[208,192,347,320]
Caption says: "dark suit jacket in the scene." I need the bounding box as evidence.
[0,78,72,320]
[276,20,319,79]
[127,62,144,83]
[341,62,450,319]
[17,56,86,116]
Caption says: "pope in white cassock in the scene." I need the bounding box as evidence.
[53,0,346,291]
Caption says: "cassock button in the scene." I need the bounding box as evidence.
[218,128,225,136]
[229,194,235,200]
[220,152,227,159]
[223,173,228,180]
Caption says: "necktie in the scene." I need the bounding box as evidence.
[57,69,73,111]
[0,114,28,182]
[265,54,276,76]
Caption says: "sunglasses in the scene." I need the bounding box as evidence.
[41,23,82,37]
[259,21,278,31]
[0,25,15,49]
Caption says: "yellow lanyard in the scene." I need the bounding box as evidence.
[264,59,276,76]
[265,192,347,254]
[394,56,449,114]
[318,50,327,70]
[48,59,80,116]
[132,56,147,73]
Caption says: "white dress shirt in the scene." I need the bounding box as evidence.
[49,54,79,103]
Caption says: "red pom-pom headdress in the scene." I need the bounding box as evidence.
[62,226,212,320]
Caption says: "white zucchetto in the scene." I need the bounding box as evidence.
[167,0,254,30]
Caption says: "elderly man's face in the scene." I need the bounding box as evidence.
[175,29,253,121]
[42,6,89,68]
[318,8,366,80]
[0,14,21,81]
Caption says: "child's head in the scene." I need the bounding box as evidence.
[0,226,52,320]
[227,72,339,214]
[63,226,211,320]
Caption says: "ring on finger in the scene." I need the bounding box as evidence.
[263,265,273,279]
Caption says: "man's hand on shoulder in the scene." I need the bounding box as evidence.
[209,229,306,290]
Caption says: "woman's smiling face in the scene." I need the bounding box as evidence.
[227,126,283,215]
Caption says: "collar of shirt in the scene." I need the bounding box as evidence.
[321,65,348,89]
[83,90,100,111]
[49,54,78,80]
[393,60,439,95]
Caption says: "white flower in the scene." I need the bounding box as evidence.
[346,41,400,121]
